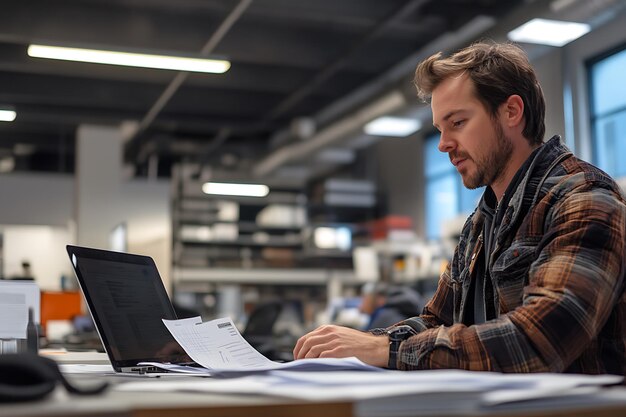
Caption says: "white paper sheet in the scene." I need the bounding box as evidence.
[157,316,381,374]
[116,374,284,394]
[480,373,623,405]
[162,316,273,370]
[115,368,624,414]
[117,371,623,404]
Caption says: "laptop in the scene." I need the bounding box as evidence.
[66,245,197,373]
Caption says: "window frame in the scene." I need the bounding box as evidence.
[586,42,626,176]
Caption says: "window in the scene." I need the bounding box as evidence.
[424,133,483,240]
[589,45,626,178]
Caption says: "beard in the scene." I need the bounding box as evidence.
[455,120,513,190]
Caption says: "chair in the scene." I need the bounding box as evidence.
[242,301,283,359]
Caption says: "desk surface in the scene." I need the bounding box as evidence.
[4,383,353,417]
[4,374,626,417]
[5,354,626,417]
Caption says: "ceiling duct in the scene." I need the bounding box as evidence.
[125,0,253,164]
[253,89,406,178]
[252,0,588,182]
[252,14,498,180]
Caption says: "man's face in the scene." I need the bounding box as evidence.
[431,73,512,190]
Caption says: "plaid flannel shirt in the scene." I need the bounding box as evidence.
[383,136,626,375]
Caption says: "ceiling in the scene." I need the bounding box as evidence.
[0,0,613,183]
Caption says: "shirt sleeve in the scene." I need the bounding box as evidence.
[400,260,456,332]
[396,185,626,372]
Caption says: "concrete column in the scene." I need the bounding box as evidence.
[74,124,172,293]
[75,125,123,249]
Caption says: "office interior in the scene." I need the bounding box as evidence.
[1,0,626,362]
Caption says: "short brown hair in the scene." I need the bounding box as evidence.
[414,41,545,145]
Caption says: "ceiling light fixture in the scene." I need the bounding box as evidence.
[27,44,231,74]
[0,109,17,122]
[0,157,15,173]
[202,182,270,198]
[364,116,422,137]
[507,18,591,47]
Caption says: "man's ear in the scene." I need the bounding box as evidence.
[502,94,524,128]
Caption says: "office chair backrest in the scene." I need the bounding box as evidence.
[242,301,282,337]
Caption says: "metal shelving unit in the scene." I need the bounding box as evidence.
[170,166,380,324]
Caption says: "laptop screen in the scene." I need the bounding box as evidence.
[66,246,187,369]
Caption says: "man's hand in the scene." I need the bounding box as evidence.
[293,325,389,368]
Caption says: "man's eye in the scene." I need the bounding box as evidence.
[452,120,465,128]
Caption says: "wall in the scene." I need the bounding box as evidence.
[0,125,172,291]
[75,125,172,290]
[532,48,567,145]
[120,180,172,289]
[1,225,73,290]
[0,173,75,288]
[75,125,123,249]
[371,133,425,237]
[0,173,73,226]
[0,173,171,290]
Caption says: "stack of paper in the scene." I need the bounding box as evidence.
[116,369,623,416]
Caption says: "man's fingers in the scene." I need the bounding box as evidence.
[293,332,320,358]
[293,324,388,367]
[294,336,313,359]
[294,327,339,359]
[319,347,343,358]
[303,340,337,359]
[293,325,335,359]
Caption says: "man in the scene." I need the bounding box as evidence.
[293,42,626,375]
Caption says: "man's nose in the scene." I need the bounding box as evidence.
[437,131,455,153]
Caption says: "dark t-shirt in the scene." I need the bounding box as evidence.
[465,147,540,325]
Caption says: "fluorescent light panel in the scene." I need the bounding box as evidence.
[507,18,591,47]
[364,116,422,137]
[0,157,15,173]
[28,44,230,74]
[202,182,269,197]
[0,110,16,122]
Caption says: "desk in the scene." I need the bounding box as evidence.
[3,382,352,417]
[4,354,626,417]
[3,375,626,417]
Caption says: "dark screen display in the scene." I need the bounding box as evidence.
[68,247,187,365]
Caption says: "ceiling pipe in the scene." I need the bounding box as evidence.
[125,0,253,163]
[252,15,497,179]
[253,0,561,180]
[254,90,406,178]
[263,0,430,123]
